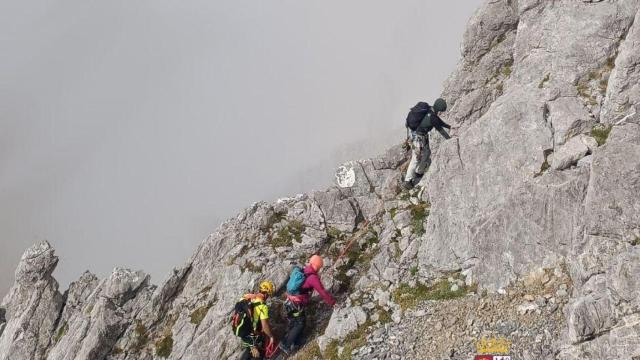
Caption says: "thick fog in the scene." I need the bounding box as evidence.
[0,0,483,296]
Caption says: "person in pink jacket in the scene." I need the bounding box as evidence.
[279,255,336,354]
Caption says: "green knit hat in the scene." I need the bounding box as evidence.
[433,98,447,113]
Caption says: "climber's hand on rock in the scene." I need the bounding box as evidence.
[250,346,260,358]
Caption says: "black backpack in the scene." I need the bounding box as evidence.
[230,298,255,338]
[406,102,431,131]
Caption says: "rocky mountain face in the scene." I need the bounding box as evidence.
[2,0,640,359]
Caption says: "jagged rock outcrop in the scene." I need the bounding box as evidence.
[0,241,63,360]
[1,1,639,359]
[47,268,152,360]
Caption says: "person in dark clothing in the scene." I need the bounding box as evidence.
[278,255,336,355]
[403,98,451,189]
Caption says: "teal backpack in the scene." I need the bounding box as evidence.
[286,266,306,295]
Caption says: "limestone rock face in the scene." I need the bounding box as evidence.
[57,271,99,330]
[561,123,640,359]
[0,241,63,360]
[1,1,640,359]
[47,268,152,360]
[549,134,597,170]
[317,306,367,351]
[602,9,640,125]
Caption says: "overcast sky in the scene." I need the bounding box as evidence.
[0,0,483,296]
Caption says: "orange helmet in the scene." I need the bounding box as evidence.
[309,255,324,272]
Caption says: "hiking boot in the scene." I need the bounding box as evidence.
[411,172,424,187]
[401,181,414,190]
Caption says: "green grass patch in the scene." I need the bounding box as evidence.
[631,236,640,246]
[591,124,613,146]
[324,321,373,360]
[409,266,418,277]
[271,228,294,248]
[393,279,468,311]
[327,227,345,241]
[358,248,379,268]
[577,82,598,106]
[292,341,322,360]
[130,321,150,353]
[424,280,468,301]
[501,61,513,77]
[392,282,430,310]
[588,70,602,81]
[605,56,616,71]
[366,228,379,245]
[53,321,68,343]
[263,210,287,232]
[324,340,342,360]
[155,335,173,358]
[576,82,589,97]
[190,304,212,325]
[334,229,380,293]
[289,220,306,240]
[409,201,430,235]
[377,308,392,324]
[270,220,306,248]
[389,207,398,220]
[599,78,609,93]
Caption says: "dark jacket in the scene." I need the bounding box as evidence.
[415,112,451,139]
[406,102,431,130]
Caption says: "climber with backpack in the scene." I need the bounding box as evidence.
[231,280,277,360]
[402,98,451,190]
[278,255,336,355]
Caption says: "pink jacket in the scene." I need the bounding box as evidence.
[288,265,336,306]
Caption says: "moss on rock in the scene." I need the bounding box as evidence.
[53,321,68,343]
[270,220,307,248]
[409,201,430,235]
[591,124,612,146]
[190,304,212,325]
[155,334,173,358]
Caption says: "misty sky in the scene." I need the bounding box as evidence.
[0,0,483,296]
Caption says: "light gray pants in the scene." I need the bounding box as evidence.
[404,132,431,182]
